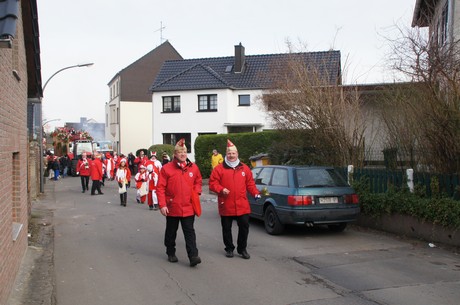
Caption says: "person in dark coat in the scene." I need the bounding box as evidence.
[51,156,60,181]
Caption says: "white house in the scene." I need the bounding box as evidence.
[150,43,342,160]
[106,41,182,155]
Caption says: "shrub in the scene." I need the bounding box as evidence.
[354,177,460,229]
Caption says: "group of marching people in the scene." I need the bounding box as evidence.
[76,138,260,268]
[132,150,163,210]
[77,149,165,209]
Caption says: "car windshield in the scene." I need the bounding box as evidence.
[296,168,348,187]
[76,143,93,155]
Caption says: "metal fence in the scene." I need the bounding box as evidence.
[343,167,460,199]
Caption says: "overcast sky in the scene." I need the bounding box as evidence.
[38,0,416,131]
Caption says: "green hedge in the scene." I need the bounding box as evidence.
[353,177,460,229]
[194,131,281,178]
[146,144,175,160]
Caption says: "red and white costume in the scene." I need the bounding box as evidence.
[149,152,163,171]
[105,153,113,179]
[135,166,148,203]
[146,162,160,209]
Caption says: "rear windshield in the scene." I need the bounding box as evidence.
[296,168,348,187]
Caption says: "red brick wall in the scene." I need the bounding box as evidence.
[0,3,31,304]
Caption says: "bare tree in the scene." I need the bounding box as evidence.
[382,25,460,173]
[259,48,368,167]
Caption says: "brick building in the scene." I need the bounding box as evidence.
[0,0,42,303]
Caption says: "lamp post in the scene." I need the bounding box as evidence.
[39,62,94,193]
[42,118,61,127]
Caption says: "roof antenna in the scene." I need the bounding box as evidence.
[154,21,166,44]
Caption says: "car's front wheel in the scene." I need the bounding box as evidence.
[328,223,347,232]
[264,205,285,235]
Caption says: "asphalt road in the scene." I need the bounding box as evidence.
[9,175,460,305]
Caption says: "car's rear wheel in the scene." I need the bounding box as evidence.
[264,205,284,235]
[328,223,347,232]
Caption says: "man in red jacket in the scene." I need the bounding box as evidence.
[157,139,202,267]
[209,139,260,259]
[76,152,92,193]
[90,153,104,195]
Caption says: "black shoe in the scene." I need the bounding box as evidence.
[225,250,234,258]
[168,255,178,263]
[153,204,159,210]
[82,190,85,193]
[238,250,250,259]
[136,199,140,203]
[98,192,104,195]
[91,193,95,195]
[149,206,153,210]
[86,187,89,190]
[189,256,201,267]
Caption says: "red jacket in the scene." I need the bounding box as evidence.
[90,158,103,181]
[134,155,148,167]
[77,158,92,176]
[157,159,202,217]
[209,161,259,216]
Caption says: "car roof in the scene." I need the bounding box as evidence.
[253,165,335,170]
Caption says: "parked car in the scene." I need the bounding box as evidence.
[249,165,360,235]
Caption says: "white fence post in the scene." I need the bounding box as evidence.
[347,165,354,185]
[407,168,414,193]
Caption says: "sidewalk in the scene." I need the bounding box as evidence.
[8,181,56,305]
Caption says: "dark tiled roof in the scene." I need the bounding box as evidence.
[109,40,183,102]
[0,0,19,39]
[150,50,341,92]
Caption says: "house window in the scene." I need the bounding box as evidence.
[227,126,255,133]
[239,95,250,106]
[163,96,181,112]
[439,2,449,45]
[163,133,191,153]
[198,94,217,112]
[12,152,23,241]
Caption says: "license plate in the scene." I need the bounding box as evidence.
[319,197,338,204]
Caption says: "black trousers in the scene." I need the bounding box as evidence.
[91,180,102,194]
[221,214,250,253]
[80,176,89,191]
[164,216,198,258]
[119,192,127,204]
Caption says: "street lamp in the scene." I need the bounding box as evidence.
[39,62,94,193]
[42,62,94,92]
[42,118,61,126]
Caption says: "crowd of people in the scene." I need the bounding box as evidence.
[47,139,260,267]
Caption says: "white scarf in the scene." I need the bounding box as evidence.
[224,156,240,168]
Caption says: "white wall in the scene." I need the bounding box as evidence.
[152,88,272,160]
[105,96,120,152]
[120,101,153,154]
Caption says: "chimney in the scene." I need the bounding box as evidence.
[234,43,245,73]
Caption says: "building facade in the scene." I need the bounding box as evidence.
[150,43,342,160]
[106,41,182,155]
[0,0,42,303]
